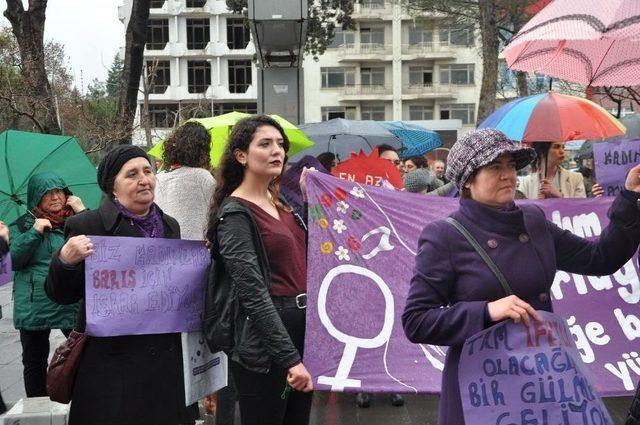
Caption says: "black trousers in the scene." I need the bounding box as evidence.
[231,306,312,425]
[19,328,71,397]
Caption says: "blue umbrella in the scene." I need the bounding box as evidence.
[379,121,442,158]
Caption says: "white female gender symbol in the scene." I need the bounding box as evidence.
[317,264,394,391]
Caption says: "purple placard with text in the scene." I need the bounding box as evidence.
[305,173,640,395]
[459,311,613,424]
[85,236,210,337]
[594,139,640,196]
[0,253,11,286]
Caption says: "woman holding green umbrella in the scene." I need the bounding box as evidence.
[8,171,84,397]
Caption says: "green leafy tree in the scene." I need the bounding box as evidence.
[225,0,355,59]
[105,53,123,99]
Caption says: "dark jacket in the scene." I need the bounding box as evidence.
[204,198,300,374]
[9,172,79,330]
[45,199,197,425]
[402,193,640,425]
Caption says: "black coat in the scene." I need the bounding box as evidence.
[45,199,198,425]
[204,198,301,374]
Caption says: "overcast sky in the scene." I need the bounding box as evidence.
[39,0,124,93]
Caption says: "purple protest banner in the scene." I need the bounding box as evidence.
[304,172,640,395]
[0,253,11,287]
[85,236,210,337]
[594,139,640,197]
[459,311,613,425]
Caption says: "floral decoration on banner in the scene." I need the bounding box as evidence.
[347,235,361,252]
[335,188,348,201]
[320,241,334,254]
[310,204,326,222]
[332,219,347,234]
[320,193,333,208]
[350,187,365,199]
[350,209,363,220]
[334,245,350,261]
[318,218,329,229]
[336,201,350,214]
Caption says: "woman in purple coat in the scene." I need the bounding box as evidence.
[402,129,640,425]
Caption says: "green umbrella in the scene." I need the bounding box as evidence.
[147,112,314,166]
[0,130,102,224]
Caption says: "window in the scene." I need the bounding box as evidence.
[187,60,211,93]
[498,60,516,90]
[409,66,433,86]
[186,0,206,7]
[361,105,386,121]
[360,27,384,46]
[321,106,356,121]
[329,30,355,48]
[150,0,165,8]
[148,104,178,128]
[440,27,473,46]
[409,105,433,120]
[227,18,250,49]
[440,103,476,125]
[440,64,474,85]
[321,67,356,88]
[186,18,210,50]
[147,19,169,50]
[361,0,385,8]
[228,60,252,93]
[181,102,213,120]
[408,24,433,46]
[215,103,258,115]
[361,67,385,87]
[146,60,170,94]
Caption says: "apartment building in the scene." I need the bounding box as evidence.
[302,0,483,138]
[118,0,258,145]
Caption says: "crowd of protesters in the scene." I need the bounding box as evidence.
[1,114,640,425]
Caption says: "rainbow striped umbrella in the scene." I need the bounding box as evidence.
[478,93,625,142]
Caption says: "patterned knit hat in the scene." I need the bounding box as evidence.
[445,128,536,189]
[403,169,435,193]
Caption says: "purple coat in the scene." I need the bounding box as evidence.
[402,194,640,425]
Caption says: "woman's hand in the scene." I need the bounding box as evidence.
[59,235,94,265]
[538,179,562,199]
[66,196,86,213]
[0,221,8,243]
[487,295,541,327]
[299,167,317,203]
[33,218,52,234]
[624,164,640,192]
[591,183,604,198]
[287,363,313,392]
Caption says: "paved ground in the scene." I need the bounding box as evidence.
[0,281,633,424]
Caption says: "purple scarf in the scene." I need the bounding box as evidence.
[114,200,164,238]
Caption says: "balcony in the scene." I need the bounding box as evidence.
[401,43,459,60]
[337,43,393,62]
[353,1,393,19]
[402,84,456,100]
[338,84,393,101]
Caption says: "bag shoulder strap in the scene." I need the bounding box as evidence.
[446,217,514,296]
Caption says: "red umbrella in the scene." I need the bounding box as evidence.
[505,0,640,90]
[332,149,404,190]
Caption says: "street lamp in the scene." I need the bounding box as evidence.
[248,0,308,68]
[248,0,308,123]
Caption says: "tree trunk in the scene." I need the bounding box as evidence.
[476,0,500,125]
[516,71,529,97]
[4,0,61,134]
[114,1,150,145]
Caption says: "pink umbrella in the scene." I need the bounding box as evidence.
[504,0,640,87]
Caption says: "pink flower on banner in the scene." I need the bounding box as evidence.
[335,188,348,201]
[332,219,347,234]
[320,193,333,208]
[334,246,350,261]
[336,201,349,214]
[347,236,361,252]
